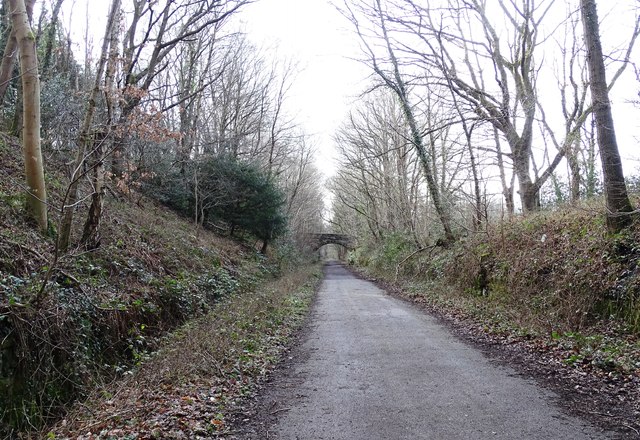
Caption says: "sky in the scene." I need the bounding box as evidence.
[235,0,369,178]
[58,0,640,185]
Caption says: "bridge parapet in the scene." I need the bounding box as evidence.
[308,233,356,250]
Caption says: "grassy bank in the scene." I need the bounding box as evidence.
[350,206,640,375]
[46,263,321,439]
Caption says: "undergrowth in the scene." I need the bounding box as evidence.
[0,139,307,436]
[352,205,640,375]
[45,263,321,439]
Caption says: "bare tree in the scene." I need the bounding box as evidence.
[333,90,428,244]
[111,0,251,179]
[10,0,47,231]
[343,0,639,218]
[57,0,120,251]
[80,0,122,249]
[340,0,455,243]
[580,0,635,230]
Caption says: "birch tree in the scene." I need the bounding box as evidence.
[10,0,47,231]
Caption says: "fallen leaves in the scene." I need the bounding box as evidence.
[46,266,321,439]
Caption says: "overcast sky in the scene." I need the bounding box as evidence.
[59,0,640,181]
[237,0,369,177]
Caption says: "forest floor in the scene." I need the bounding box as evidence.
[44,264,321,439]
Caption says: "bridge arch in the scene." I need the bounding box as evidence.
[308,233,356,251]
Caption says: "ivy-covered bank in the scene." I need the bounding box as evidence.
[45,264,321,439]
[0,187,314,437]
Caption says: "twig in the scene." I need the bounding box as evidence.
[394,245,436,282]
[79,407,135,431]
[77,402,97,417]
[622,423,640,436]
[575,408,640,435]
[270,407,291,415]
[54,269,84,292]
[577,409,619,418]
[1,238,47,261]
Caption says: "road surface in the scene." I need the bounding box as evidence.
[254,262,613,439]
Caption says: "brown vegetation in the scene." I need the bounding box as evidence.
[0,138,311,436]
[353,201,640,380]
[46,265,320,439]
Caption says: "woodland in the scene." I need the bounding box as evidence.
[0,0,639,438]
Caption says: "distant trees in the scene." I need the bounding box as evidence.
[142,31,319,250]
[341,0,455,243]
[333,0,640,246]
[50,0,316,252]
[332,91,423,243]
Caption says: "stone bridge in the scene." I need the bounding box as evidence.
[308,233,356,250]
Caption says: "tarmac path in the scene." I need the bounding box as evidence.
[257,262,614,439]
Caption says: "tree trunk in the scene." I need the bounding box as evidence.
[568,137,581,203]
[0,0,32,106]
[518,178,540,212]
[580,0,634,231]
[10,0,47,232]
[0,28,17,106]
[80,1,119,249]
[584,120,598,198]
[493,128,515,216]
[58,0,120,251]
[110,100,136,180]
[41,0,64,77]
[80,136,104,249]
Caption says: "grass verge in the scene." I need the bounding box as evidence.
[352,265,640,435]
[44,263,322,439]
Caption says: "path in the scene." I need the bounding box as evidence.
[250,263,614,439]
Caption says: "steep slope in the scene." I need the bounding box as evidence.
[0,137,313,436]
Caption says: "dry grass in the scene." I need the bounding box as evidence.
[447,206,640,334]
[46,264,321,439]
[0,137,305,436]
